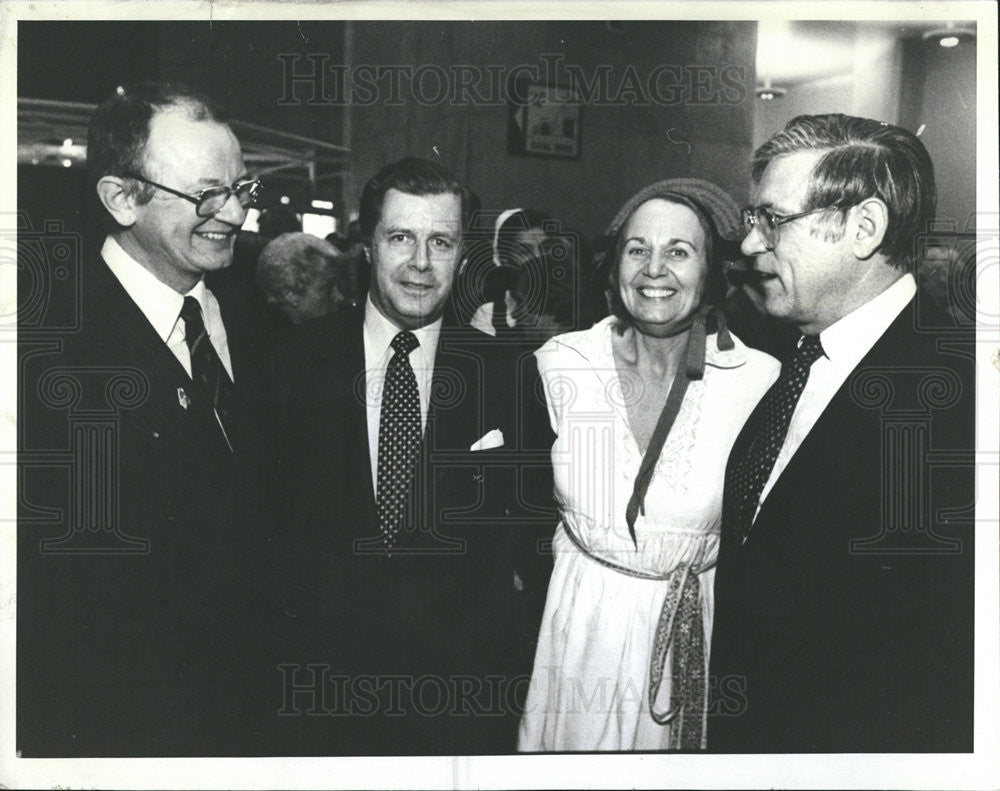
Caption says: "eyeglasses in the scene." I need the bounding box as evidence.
[741,205,838,249]
[127,173,262,217]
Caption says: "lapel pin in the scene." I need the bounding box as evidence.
[177,387,190,410]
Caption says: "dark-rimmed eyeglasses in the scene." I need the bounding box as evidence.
[742,205,838,249]
[127,173,262,218]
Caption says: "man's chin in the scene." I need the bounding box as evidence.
[761,297,797,325]
[195,255,235,272]
[397,302,445,329]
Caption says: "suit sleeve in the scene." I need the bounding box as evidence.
[509,347,558,663]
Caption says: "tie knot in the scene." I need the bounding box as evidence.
[180,296,204,325]
[391,330,419,356]
[796,334,824,365]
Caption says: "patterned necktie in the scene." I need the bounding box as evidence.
[180,296,235,448]
[726,334,824,544]
[376,331,422,549]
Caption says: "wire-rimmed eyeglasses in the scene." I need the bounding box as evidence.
[741,204,838,249]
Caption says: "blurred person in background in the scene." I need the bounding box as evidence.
[468,207,551,336]
[256,231,347,323]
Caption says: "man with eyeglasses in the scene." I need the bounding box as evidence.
[708,114,974,752]
[18,81,260,756]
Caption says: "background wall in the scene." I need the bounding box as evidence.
[18,20,757,242]
[898,36,978,229]
[752,22,976,227]
[343,21,756,236]
[18,19,977,243]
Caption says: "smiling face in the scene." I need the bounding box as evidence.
[741,150,859,334]
[125,108,248,293]
[367,188,463,330]
[616,199,709,336]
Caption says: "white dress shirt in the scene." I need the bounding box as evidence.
[756,273,916,514]
[101,236,234,381]
[363,295,443,496]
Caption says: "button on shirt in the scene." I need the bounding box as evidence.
[755,273,916,515]
[101,236,234,381]
[363,295,442,496]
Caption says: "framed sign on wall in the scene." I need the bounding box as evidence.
[507,81,582,159]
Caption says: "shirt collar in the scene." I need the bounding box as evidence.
[363,294,443,363]
[102,236,193,343]
[818,273,916,365]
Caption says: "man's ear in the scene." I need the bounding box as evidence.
[95,176,139,228]
[851,197,889,260]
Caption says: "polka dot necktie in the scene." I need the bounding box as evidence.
[376,331,422,549]
[726,335,824,545]
[180,296,235,450]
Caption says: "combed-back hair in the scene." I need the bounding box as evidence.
[753,113,935,271]
[358,157,470,244]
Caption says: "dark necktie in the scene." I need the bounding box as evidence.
[376,331,422,549]
[726,335,824,544]
[180,296,235,449]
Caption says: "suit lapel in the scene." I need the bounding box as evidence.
[426,324,483,453]
[320,308,378,531]
[389,321,483,554]
[86,256,190,380]
[84,258,225,446]
[749,301,918,536]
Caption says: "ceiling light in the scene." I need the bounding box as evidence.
[922,25,975,47]
[755,79,786,101]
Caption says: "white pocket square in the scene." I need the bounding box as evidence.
[470,428,504,451]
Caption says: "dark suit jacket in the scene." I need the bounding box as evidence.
[708,295,975,752]
[17,253,254,756]
[235,305,557,755]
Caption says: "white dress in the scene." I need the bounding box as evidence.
[518,317,779,751]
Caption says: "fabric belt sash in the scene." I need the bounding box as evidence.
[561,522,709,747]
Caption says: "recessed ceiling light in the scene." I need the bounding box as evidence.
[922,26,975,47]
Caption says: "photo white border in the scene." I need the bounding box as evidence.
[1,2,996,788]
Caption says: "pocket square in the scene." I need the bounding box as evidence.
[470,428,504,451]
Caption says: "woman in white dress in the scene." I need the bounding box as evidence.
[518,180,779,751]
